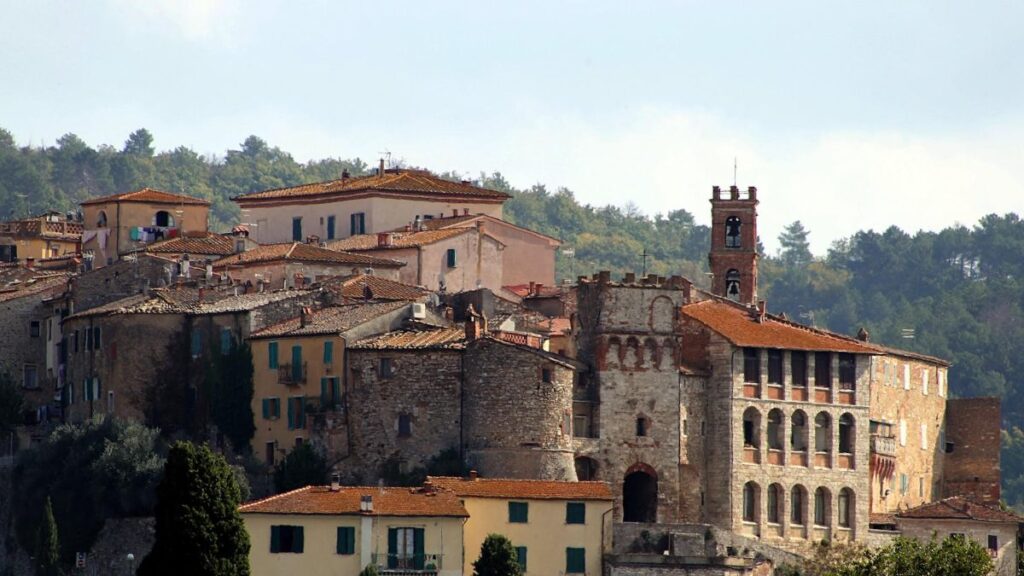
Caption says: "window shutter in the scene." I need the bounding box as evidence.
[270,526,281,553]
[324,341,333,364]
[191,331,201,357]
[262,399,270,419]
[446,248,457,267]
[94,377,101,400]
[516,547,527,571]
[321,378,329,403]
[566,502,586,524]
[293,526,304,553]
[566,547,586,573]
[327,216,336,240]
[269,342,279,369]
[94,327,101,349]
[83,379,89,401]
[292,217,302,242]
[287,398,295,430]
[274,398,281,418]
[387,528,398,569]
[292,346,302,382]
[413,528,425,569]
[336,526,355,555]
[298,396,306,428]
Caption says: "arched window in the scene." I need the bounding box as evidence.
[791,485,807,525]
[726,269,741,301]
[743,481,760,522]
[96,210,108,228]
[767,483,783,524]
[725,216,742,248]
[743,408,761,449]
[814,487,830,526]
[767,409,784,450]
[154,210,175,227]
[838,488,854,528]
[839,414,855,454]
[815,412,832,453]
[791,410,808,452]
[575,457,598,481]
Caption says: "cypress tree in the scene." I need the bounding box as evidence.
[34,496,59,576]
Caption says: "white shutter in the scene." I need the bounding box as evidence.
[900,420,907,446]
[923,371,929,395]
[920,423,927,450]
[938,370,945,397]
[904,364,911,390]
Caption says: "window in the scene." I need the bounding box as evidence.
[541,367,552,383]
[291,345,303,382]
[515,546,527,571]
[767,409,783,450]
[635,417,648,437]
[107,390,115,412]
[791,486,806,525]
[320,378,340,408]
[262,398,281,420]
[23,365,38,389]
[767,484,782,524]
[767,350,783,384]
[725,216,742,248]
[266,442,276,465]
[743,348,760,383]
[899,420,907,446]
[743,482,758,522]
[950,532,966,540]
[93,326,101,350]
[73,330,79,353]
[287,396,306,430]
[350,212,365,235]
[791,411,808,451]
[268,342,279,369]
[509,501,529,523]
[725,269,741,301]
[743,408,760,448]
[336,526,355,555]
[815,352,831,388]
[270,525,304,553]
[323,341,334,364]
[838,489,852,528]
[566,502,586,524]
[839,414,855,454]
[398,414,412,437]
[96,210,108,228]
[815,413,831,453]
[380,357,395,378]
[988,535,998,552]
[292,217,303,241]
[565,547,586,574]
[938,370,946,397]
[220,328,232,354]
[838,353,855,390]
[191,330,201,358]
[326,215,336,240]
[446,248,457,268]
[919,477,925,497]
[900,473,909,495]
[30,321,40,338]
[86,327,93,350]
[154,211,174,227]
[792,351,807,386]
[814,488,829,526]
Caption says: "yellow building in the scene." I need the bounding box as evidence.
[0,212,82,262]
[249,301,412,465]
[430,475,613,576]
[240,484,468,576]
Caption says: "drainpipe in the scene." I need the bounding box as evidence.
[601,506,614,561]
[458,353,465,462]
[115,202,121,260]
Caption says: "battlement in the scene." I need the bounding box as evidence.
[577,271,691,291]
[711,185,758,202]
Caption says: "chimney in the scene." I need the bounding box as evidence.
[360,495,374,512]
[341,169,350,181]
[330,472,341,491]
[413,215,422,231]
[468,470,479,480]
[463,208,469,215]
[24,258,34,270]
[528,281,535,296]
[857,327,870,342]
[378,158,385,175]
[755,300,767,323]
[377,232,393,248]
[464,304,487,341]
[534,283,543,296]
[300,307,312,327]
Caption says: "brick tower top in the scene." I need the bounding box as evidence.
[708,185,759,304]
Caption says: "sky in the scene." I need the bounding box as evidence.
[2,0,1022,254]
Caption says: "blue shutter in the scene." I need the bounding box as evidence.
[292,217,302,241]
[293,526,304,553]
[292,345,302,382]
[566,547,586,573]
[326,216,336,240]
[287,398,295,430]
[274,398,281,418]
[298,396,306,428]
[321,378,328,403]
[566,502,586,524]
[336,526,355,554]
[191,330,201,357]
[269,342,279,369]
[446,248,457,267]
[270,526,281,553]
[413,528,425,570]
[387,528,398,569]
[516,547,527,571]
[323,341,333,364]
[262,399,270,419]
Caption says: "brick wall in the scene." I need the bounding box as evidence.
[943,397,1001,503]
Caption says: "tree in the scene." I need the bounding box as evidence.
[34,497,59,576]
[472,534,522,576]
[138,442,250,576]
[210,342,256,454]
[779,220,813,267]
[792,535,993,576]
[273,443,329,494]
[0,370,24,432]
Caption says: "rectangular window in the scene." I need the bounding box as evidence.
[262,398,282,420]
[791,351,807,386]
[900,420,907,446]
[900,473,909,495]
[268,342,279,369]
[86,327,93,351]
[380,357,394,378]
[508,501,529,523]
[266,442,276,465]
[566,547,586,574]
[30,321,40,338]
[288,397,306,430]
[270,525,304,553]
[191,330,201,358]
[542,367,552,383]
[386,527,424,570]
[326,215,336,240]
[73,330,79,353]
[767,350,783,384]
[815,352,831,388]
[566,502,586,524]
[919,477,925,497]
[291,345,303,382]
[838,353,855,389]
[446,248,457,267]
[292,217,303,242]
[743,348,760,383]
[398,414,412,437]
[988,535,998,552]
[23,365,38,389]
[515,546,527,571]
[921,424,928,450]
[336,526,355,555]
[323,340,334,364]
[938,370,945,397]
[350,212,365,235]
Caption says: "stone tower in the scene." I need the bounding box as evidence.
[708,185,759,304]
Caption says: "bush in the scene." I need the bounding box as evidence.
[273,443,329,493]
[472,534,522,576]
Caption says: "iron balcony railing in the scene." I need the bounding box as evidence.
[277,362,308,386]
[371,553,442,574]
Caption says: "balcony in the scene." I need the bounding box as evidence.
[277,362,307,386]
[372,553,443,575]
[870,434,897,457]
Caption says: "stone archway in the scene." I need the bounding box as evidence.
[623,464,658,522]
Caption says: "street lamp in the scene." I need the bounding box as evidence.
[126,552,135,575]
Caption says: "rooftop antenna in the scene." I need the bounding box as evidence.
[733,157,738,187]
[378,150,392,169]
[641,248,650,277]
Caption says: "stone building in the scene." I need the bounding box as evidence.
[0,212,82,262]
[213,242,404,290]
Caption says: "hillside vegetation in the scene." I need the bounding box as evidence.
[2,127,1023,507]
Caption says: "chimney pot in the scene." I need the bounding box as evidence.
[330,472,341,491]
[452,209,458,218]
[377,232,393,247]
[468,470,479,480]
[857,327,870,342]
[379,158,385,175]
[341,169,350,180]
[463,208,469,215]
[528,281,535,295]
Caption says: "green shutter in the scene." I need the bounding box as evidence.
[516,547,528,571]
[336,526,355,555]
[191,330,201,357]
[270,526,281,553]
[387,528,398,569]
[83,379,89,401]
[566,502,586,524]
[509,501,528,523]
[446,248,457,267]
[413,528,425,569]
[262,398,270,419]
[321,378,329,403]
[274,398,281,418]
[292,345,302,381]
[323,341,333,364]
[293,526,304,553]
[298,396,306,428]
[566,547,585,573]
[269,342,278,369]
[287,398,295,430]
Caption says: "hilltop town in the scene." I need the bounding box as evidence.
[0,166,1013,575]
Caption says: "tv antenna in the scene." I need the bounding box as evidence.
[378,150,392,168]
[733,157,738,187]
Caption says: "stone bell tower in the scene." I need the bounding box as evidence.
[708,185,759,304]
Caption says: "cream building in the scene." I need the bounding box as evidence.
[430,475,613,576]
[240,484,468,576]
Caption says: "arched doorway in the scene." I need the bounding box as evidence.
[623,464,658,522]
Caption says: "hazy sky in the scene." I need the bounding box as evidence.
[2,1,1022,253]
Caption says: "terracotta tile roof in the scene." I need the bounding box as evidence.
[0,274,69,303]
[393,214,561,245]
[322,273,430,302]
[474,336,585,371]
[146,232,236,256]
[681,299,876,354]
[325,228,470,252]
[503,284,564,298]
[350,326,467,350]
[869,513,897,526]
[428,476,613,501]
[66,287,309,319]
[80,187,210,206]
[234,169,510,203]
[896,496,1023,523]
[213,243,404,268]
[251,301,409,338]
[239,485,468,517]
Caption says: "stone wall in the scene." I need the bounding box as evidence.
[0,285,63,417]
[70,255,174,312]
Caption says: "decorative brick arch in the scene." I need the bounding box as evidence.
[649,296,675,333]
[625,461,658,480]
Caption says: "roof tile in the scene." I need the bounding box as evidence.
[235,169,509,203]
[326,229,470,252]
[897,496,1023,523]
[239,485,468,517]
[146,232,236,256]
[251,301,409,338]
[322,273,430,301]
[214,243,404,268]
[81,187,210,206]
[350,327,467,350]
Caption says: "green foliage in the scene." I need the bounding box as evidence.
[358,565,380,576]
[34,497,59,576]
[138,442,250,576]
[794,536,992,576]
[0,370,25,432]
[13,417,163,562]
[380,447,468,487]
[472,534,523,576]
[210,342,256,453]
[779,220,813,267]
[273,443,329,494]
